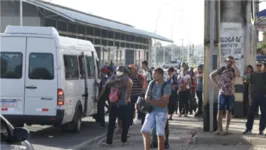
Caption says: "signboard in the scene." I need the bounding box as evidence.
[220,23,244,76]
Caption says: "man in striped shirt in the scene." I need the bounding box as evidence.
[128,64,145,126]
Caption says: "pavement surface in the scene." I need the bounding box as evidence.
[26,117,106,150]
[79,115,266,150]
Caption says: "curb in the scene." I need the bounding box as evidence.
[70,133,106,150]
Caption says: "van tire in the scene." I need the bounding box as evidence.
[72,108,82,133]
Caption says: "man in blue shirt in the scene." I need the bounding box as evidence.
[141,67,171,150]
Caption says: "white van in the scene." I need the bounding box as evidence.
[0,26,100,132]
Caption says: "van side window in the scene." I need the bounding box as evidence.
[29,53,54,80]
[78,56,85,79]
[96,60,101,78]
[0,52,22,79]
[85,56,95,78]
[64,55,79,80]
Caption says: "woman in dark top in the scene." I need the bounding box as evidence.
[243,65,253,117]
[167,67,178,120]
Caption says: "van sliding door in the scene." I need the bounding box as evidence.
[83,52,97,116]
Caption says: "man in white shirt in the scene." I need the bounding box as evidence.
[142,60,153,83]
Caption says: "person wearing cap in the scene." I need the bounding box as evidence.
[128,64,146,125]
[243,62,266,135]
[102,66,133,146]
[96,67,110,127]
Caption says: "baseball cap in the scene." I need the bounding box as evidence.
[101,67,109,73]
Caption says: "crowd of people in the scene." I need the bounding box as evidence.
[209,56,266,136]
[95,60,204,150]
[94,56,266,150]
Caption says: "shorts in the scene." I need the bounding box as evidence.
[218,94,235,111]
[140,111,168,136]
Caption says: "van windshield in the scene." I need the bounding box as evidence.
[29,53,54,80]
[0,52,22,79]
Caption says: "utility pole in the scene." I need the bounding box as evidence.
[181,39,184,62]
[20,0,23,26]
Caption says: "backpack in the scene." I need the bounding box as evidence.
[137,73,147,89]
[108,75,120,103]
[109,87,120,103]
[137,80,168,113]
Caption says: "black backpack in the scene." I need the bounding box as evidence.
[137,80,168,113]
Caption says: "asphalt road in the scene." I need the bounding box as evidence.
[26,117,106,150]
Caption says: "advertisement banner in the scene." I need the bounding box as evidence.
[220,23,244,76]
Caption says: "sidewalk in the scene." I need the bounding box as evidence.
[79,115,266,150]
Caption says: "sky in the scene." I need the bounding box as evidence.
[47,0,265,45]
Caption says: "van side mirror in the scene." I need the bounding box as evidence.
[13,127,30,142]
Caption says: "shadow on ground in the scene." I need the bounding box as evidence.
[28,118,106,149]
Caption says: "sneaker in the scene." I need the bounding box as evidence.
[150,142,158,148]
[121,142,128,146]
[100,142,112,147]
[259,131,264,135]
[134,119,142,125]
[243,129,252,135]
[165,143,170,149]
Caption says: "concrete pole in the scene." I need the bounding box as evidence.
[209,0,215,132]
[219,0,251,117]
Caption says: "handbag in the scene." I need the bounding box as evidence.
[136,96,153,113]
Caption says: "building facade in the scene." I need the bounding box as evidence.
[0,0,172,67]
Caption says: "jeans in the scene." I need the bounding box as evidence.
[97,97,106,126]
[246,99,266,131]
[168,91,178,115]
[141,111,168,136]
[106,104,130,144]
[129,95,145,126]
[189,91,196,113]
[196,91,203,114]
[218,94,235,111]
[179,89,190,114]
[151,119,169,144]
